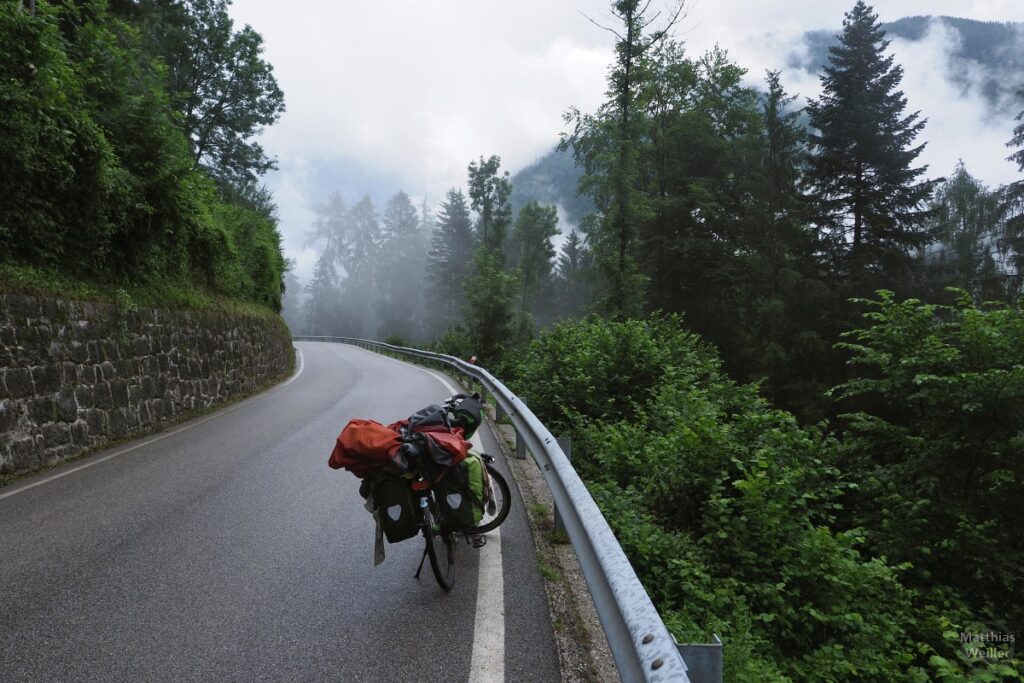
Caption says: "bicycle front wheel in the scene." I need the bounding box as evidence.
[472,463,511,534]
[423,498,455,591]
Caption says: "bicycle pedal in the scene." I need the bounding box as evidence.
[468,534,486,549]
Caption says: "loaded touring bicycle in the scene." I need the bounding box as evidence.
[328,393,511,591]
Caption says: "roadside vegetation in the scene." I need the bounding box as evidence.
[0,0,287,311]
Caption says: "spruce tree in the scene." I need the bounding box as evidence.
[510,201,560,314]
[555,230,594,317]
[806,1,934,284]
[343,195,381,337]
[378,191,424,339]
[1003,88,1024,284]
[562,2,682,319]
[926,162,1004,299]
[426,189,477,331]
[304,253,340,336]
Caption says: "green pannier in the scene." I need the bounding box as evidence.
[435,453,485,529]
[371,474,419,543]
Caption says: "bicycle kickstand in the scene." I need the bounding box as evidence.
[414,546,429,579]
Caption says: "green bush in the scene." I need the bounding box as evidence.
[0,1,286,312]
[832,290,1024,636]
[513,314,926,679]
[512,313,718,436]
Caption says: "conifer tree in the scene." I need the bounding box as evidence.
[555,230,594,317]
[806,1,934,284]
[426,189,476,330]
[562,1,684,319]
[343,195,382,337]
[1003,88,1024,283]
[377,191,425,339]
[926,162,1004,298]
[511,201,560,313]
[304,253,340,336]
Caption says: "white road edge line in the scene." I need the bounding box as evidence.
[422,368,506,683]
[0,348,305,502]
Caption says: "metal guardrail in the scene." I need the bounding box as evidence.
[294,336,706,683]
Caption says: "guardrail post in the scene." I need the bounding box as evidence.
[514,426,527,460]
[553,437,571,535]
[677,635,723,683]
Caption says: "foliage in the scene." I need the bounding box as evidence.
[831,291,1024,635]
[461,248,523,368]
[426,189,477,333]
[508,201,560,315]
[121,0,285,188]
[923,163,1009,301]
[377,191,426,339]
[561,1,687,319]
[467,155,513,253]
[0,0,286,312]
[805,0,935,287]
[512,314,938,681]
[0,1,118,269]
[553,230,595,318]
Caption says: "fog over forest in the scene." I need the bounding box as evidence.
[280,12,1024,347]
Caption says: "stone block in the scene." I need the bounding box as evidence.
[115,358,136,379]
[4,369,34,399]
[79,365,97,385]
[39,297,59,321]
[0,398,19,432]
[69,420,87,444]
[75,384,94,409]
[157,354,170,373]
[84,408,106,433]
[28,397,56,423]
[109,380,129,407]
[30,365,61,394]
[93,383,113,409]
[143,356,160,377]
[56,388,78,422]
[72,319,92,340]
[87,341,102,364]
[132,336,152,355]
[42,422,71,449]
[101,339,119,361]
[10,437,39,472]
[108,409,129,438]
[8,295,40,323]
[0,324,16,346]
[69,341,89,363]
[139,375,158,399]
[48,340,68,362]
[146,399,169,420]
[60,362,79,385]
[99,361,116,380]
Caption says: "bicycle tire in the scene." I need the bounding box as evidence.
[471,463,512,534]
[423,498,455,591]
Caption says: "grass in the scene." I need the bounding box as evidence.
[538,561,563,583]
[528,502,552,521]
[0,263,283,322]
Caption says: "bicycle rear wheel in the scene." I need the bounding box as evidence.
[472,463,511,534]
[423,498,455,591]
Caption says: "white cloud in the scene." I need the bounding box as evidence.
[226,0,1024,283]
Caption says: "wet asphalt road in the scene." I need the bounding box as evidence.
[0,341,559,682]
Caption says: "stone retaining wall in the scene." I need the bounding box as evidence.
[0,294,294,476]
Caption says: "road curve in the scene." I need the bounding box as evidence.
[0,341,559,682]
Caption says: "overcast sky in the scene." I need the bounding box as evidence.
[225,0,1024,281]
